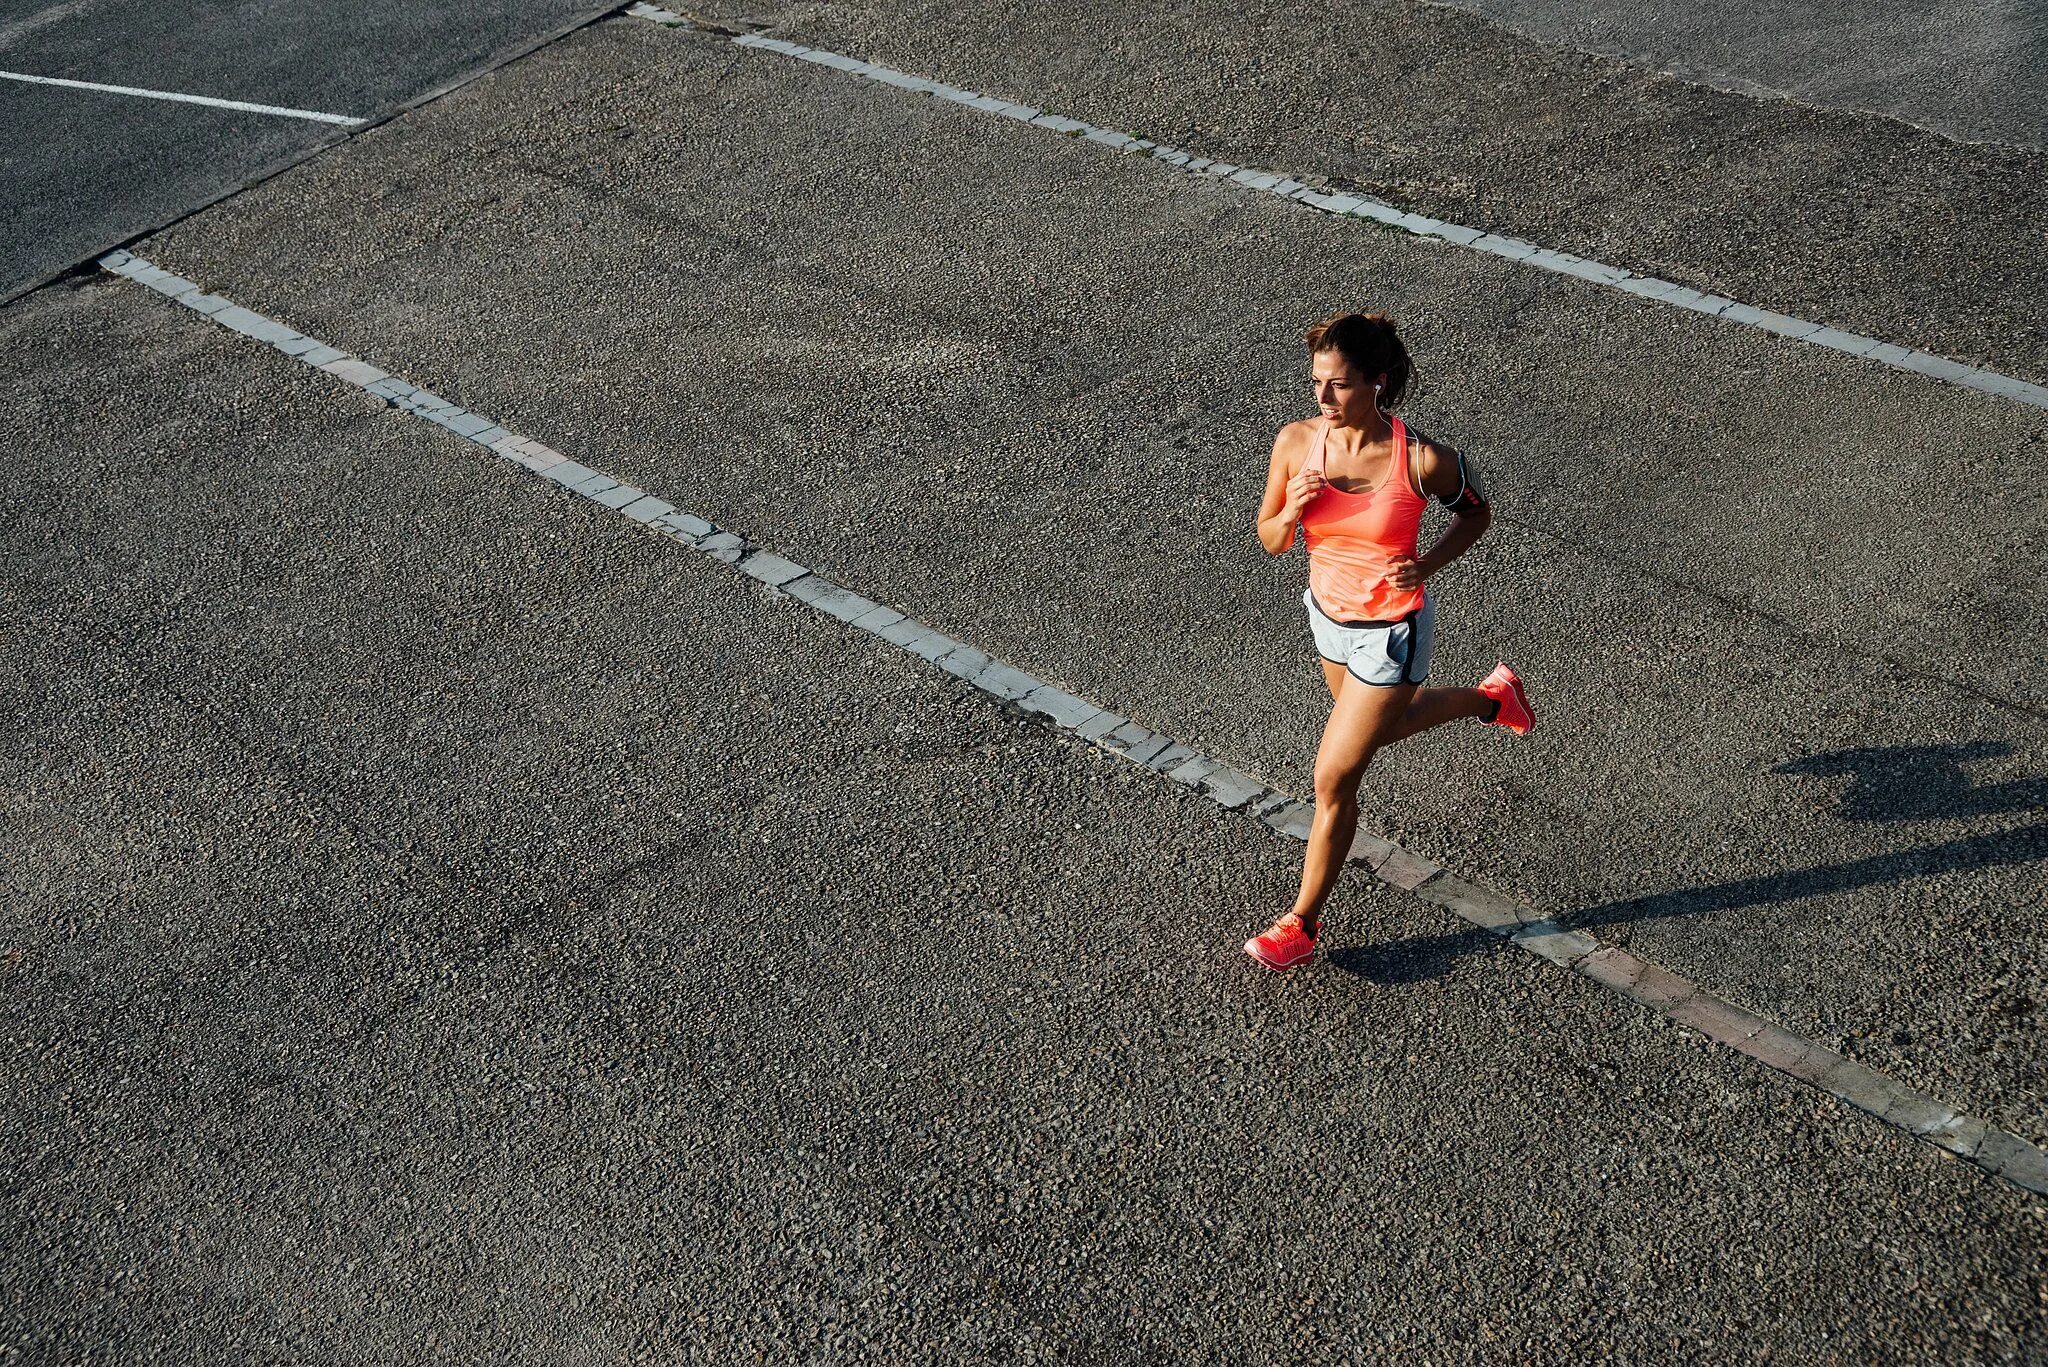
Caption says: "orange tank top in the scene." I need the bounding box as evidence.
[1300,416,1427,622]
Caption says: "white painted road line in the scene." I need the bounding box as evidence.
[0,69,364,125]
[96,248,2048,1200]
[621,7,2048,413]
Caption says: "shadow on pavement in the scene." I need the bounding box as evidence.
[1330,742,2048,985]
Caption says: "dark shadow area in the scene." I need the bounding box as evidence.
[1332,742,2048,984]
[1774,741,2048,822]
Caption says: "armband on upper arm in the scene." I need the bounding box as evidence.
[1438,448,1491,514]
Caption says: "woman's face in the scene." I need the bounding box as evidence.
[1312,348,1384,428]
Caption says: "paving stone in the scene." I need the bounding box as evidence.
[1100,721,1154,753]
[845,603,907,631]
[1018,685,1102,730]
[272,335,322,357]
[696,531,745,563]
[541,460,595,487]
[1470,233,1538,260]
[298,345,348,367]
[1922,1113,1990,1159]
[508,445,566,473]
[1374,843,1441,890]
[320,358,387,386]
[901,627,961,663]
[1197,767,1265,811]
[974,660,1042,701]
[1122,735,1172,767]
[1166,756,1219,788]
[1876,1089,1966,1138]
[654,509,715,538]
[813,584,882,623]
[1073,710,1127,743]
[1736,1022,1843,1084]
[180,293,232,316]
[1817,1058,1897,1118]
[1347,830,1396,866]
[1418,876,1526,934]
[1804,326,1882,355]
[1895,351,1977,383]
[1260,800,1314,841]
[738,551,808,586]
[1428,222,1483,246]
[98,250,132,268]
[589,483,646,510]
[783,573,850,607]
[211,305,272,336]
[1575,945,1650,991]
[1665,993,1768,1045]
[466,426,512,448]
[1510,921,1599,968]
[1748,309,1822,338]
[1973,1130,2048,1195]
[1247,791,1295,819]
[1146,743,1199,773]
[875,615,940,649]
[1616,960,1698,1011]
[144,273,199,299]
[440,411,494,438]
[936,643,993,680]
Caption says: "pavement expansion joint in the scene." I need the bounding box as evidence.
[622,6,2048,414]
[94,250,2048,1202]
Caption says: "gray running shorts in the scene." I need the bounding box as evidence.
[1303,587,1434,687]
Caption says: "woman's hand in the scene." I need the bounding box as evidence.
[1386,555,1428,592]
[1282,466,1327,518]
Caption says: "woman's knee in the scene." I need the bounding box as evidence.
[1313,756,1371,808]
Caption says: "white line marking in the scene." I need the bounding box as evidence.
[96,248,2048,1200]
[623,8,2048,412]
[0,69,363,125]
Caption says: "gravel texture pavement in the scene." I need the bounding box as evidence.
[1431,0,2048,149]
[5,261,2047,1365]
[130,19,2048,1155]
[745,0,2048,386]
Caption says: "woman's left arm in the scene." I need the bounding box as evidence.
[1388,435,1494,592]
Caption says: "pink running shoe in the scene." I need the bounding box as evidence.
[1244,917,1318,971]
[1477,663,1535,735]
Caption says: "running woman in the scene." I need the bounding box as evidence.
[1245,312,1533,971]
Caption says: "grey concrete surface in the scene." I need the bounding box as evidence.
[749,0,2048,386]
[1429,0,2048,150]
[0,0,603,299]
[6,260,2048,1364]
[130,20,2048,1154]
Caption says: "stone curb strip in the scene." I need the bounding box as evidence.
[95,250,2048,1201]
[623,4,2048,414]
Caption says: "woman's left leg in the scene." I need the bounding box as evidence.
[1384,686,1494,742]
[1280,676,1420,935]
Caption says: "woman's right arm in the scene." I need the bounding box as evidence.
[1257,426,1322,555]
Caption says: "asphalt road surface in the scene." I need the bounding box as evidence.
[0,0,603,299]
[1436,0,2048,149]
[4,3,2046,1361]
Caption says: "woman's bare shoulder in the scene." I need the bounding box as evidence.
[1271,417,1321,459]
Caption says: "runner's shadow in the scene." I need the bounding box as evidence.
[1329,742,2048,985]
